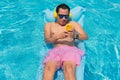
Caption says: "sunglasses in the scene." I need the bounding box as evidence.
[58,14,69,19]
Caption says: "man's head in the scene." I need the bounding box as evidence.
[56,3,70,26]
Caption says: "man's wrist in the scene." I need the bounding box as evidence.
[73,34,79,40]
[53,35,59,41]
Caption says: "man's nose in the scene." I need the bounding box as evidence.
[62,16,66,19]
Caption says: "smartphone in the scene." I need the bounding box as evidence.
[65,24,73,31]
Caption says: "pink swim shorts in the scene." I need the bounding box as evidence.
[44,45,84,67]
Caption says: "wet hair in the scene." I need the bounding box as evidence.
[56,3,70,13]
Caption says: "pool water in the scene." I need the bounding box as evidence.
[0,0,120,80]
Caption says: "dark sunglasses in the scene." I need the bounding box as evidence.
[58,14,69,19]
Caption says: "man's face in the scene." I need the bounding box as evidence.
[57,8,69,26]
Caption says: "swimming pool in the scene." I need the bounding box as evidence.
[0,0,120,80]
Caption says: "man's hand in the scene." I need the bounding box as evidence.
[64,31,74,38]
[52,31,68,40]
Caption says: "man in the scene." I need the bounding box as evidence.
[43,3,88,80]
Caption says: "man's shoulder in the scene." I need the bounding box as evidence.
[69,20,78,25]
[69,20,82,27]
[46,22,55,25]
[45,22,55,27]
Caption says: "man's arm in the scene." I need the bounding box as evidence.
[44,23,58,43]
[72,21,88,40]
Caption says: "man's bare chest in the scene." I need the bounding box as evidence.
[51,25,66,34]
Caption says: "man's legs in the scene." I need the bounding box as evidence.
[63,61,76,80]
[43,61,58,80]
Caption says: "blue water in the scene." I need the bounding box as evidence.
[0,0,120,80]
